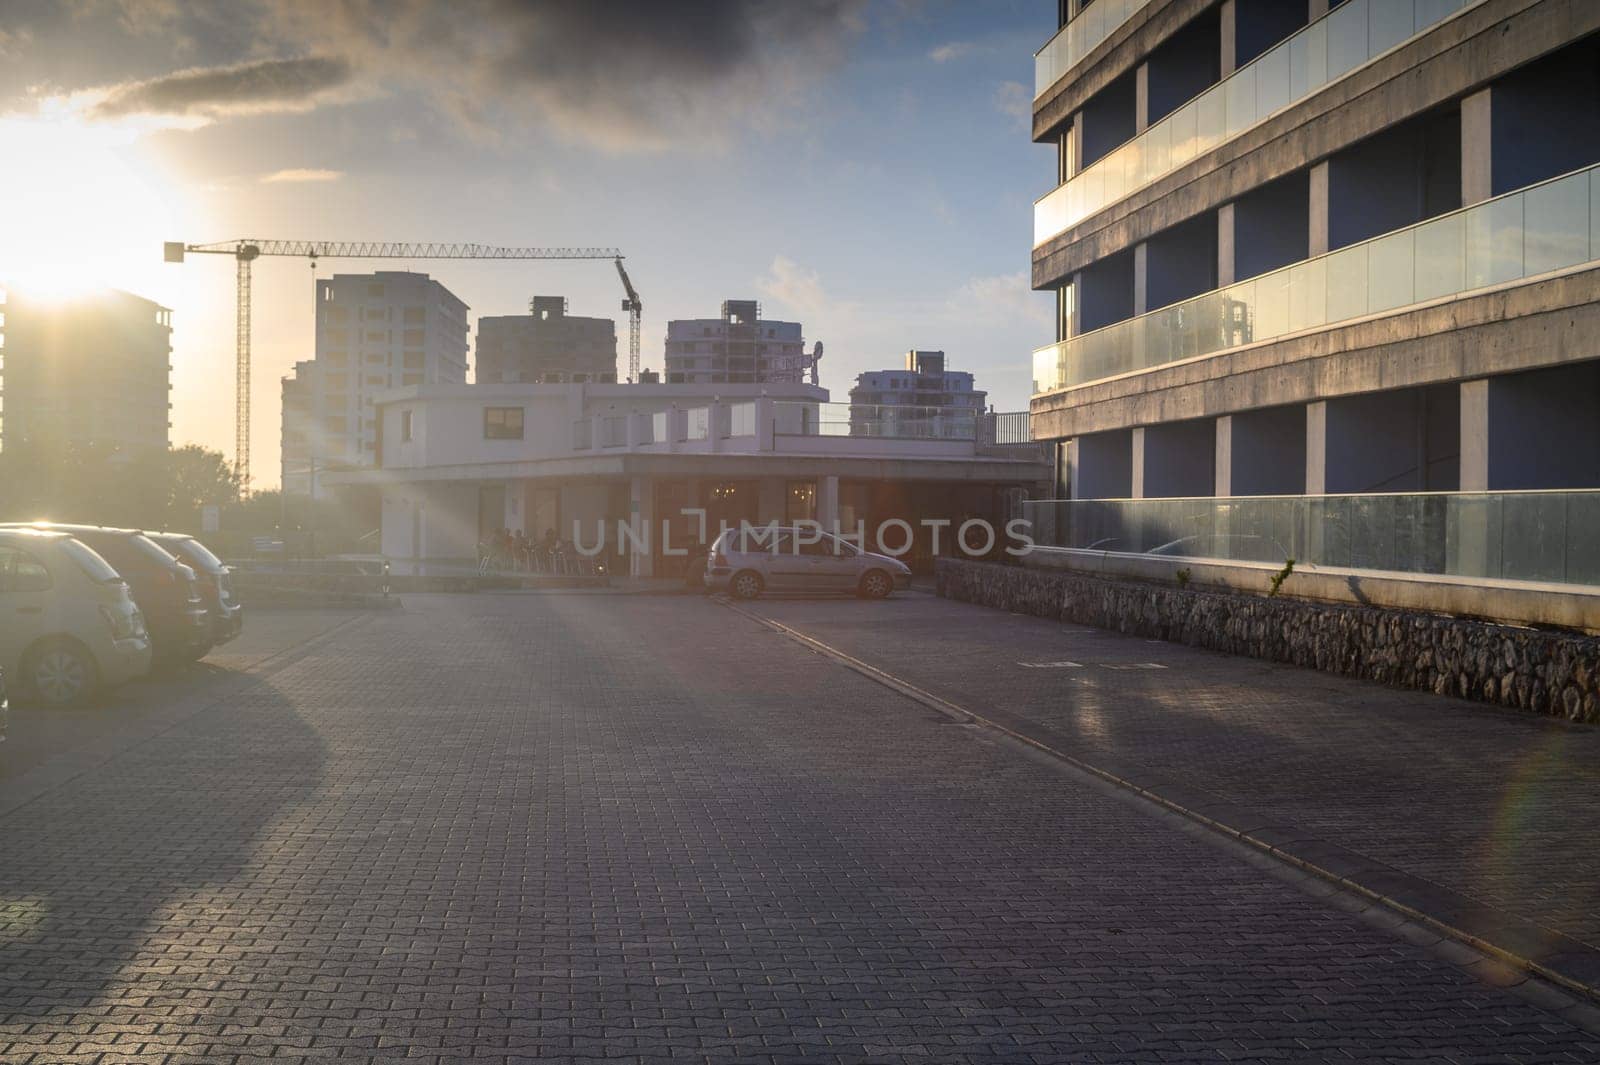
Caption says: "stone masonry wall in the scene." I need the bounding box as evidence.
[936,559,1600,723]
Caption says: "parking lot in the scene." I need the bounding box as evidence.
[2,593,1598,1062]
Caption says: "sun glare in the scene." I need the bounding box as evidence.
[0,112,184,302]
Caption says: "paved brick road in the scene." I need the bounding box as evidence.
[747,592,1600,952]
[1,594,1597,1062]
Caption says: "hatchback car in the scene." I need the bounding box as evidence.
[1,523,211,666]
[0,528,153,705]
[150,533,243,645]
[704,525,912,600]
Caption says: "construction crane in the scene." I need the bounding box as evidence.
[614,257,643,384]
[163,239,641,493]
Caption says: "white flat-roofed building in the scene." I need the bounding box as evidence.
[320,380,1045,579]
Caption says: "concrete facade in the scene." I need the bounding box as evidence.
[0,287,172,454]
[1026,0,1600,592]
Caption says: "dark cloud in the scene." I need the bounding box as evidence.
[262,0,868,148]
[7,0,866,149]
[89,54,353,118]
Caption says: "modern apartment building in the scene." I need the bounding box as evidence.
[476,296,617,384]
[848,351,988,438]
[1026,0,1600,590]
[282,271,468,495]
[0,287,172,454]
[663,300,819,385]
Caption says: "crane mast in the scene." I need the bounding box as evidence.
[165,240,640,494]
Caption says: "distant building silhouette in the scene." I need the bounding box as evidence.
[0,286,172,454]
[663,300,818,384]
[476,296,617,384]
[849,351,987,439]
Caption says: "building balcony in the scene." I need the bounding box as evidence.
[1034,161,1600,395]
[1021,488,1600,590]
[1035,0,1156,100]
[1034,0,1482,247]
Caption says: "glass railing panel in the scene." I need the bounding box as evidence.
[1019,490,1600,588]
[1367,229,1416,313]
[686,407,709,441]
[1035,0,1156,99]
[1524,170,1591,275]
[1034,0,1484,246]
[1465,195,1524,288]
[1413,211,1465,300]
[728,402,757,436]
[1033,164,1600,395]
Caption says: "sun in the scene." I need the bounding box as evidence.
[0,111,183,301]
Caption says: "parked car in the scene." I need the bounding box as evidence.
[0,528,153,705]
[0,524,211,666]
[149,533,243,645]
[704,525,912,600]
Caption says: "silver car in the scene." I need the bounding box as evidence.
[704,525,912,600]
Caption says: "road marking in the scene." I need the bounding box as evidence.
[715,598,1600,1014]
[1101,663,1169,671]
[1018,660,1083,669]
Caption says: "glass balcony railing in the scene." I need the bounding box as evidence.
[1019,490,1600,588]
[1035,0,1481,246]
[1034,161,1600,395]
[1035,0,1157,99]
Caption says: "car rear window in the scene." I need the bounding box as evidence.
[60,538,124,583]
[130,534,180,566]
[173,537,225,571]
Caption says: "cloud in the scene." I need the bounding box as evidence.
[266,0,868,152]
[756,256,830,320]
[993,80,1030,124]
[88,55,354,120]
[957,270,1052,328]
[262,167,344,183]
[927,41,971,62]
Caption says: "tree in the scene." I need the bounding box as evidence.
[159,445,241,532]
[0,440,238,531]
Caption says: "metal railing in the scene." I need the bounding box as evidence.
[1035,0,1157,99]
[989,411,1033,445]
[775,401,983,440]
[1034,161,1600,394]
[1035,0,1481,244]
[1021,490,1600,587]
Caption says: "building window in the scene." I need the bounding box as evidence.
[403,306,425,324]
[400,410,413,441]
[484,406,524,439]
[786,481,816,523]
[368,283,384,297]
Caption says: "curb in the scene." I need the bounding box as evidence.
[722,599,1600,1014]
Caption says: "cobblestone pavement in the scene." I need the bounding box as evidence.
[746,592,1600,951]
[1,593,1598,1063]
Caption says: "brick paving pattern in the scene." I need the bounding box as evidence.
[750,593,1600,951]
[0,594,1596,1062]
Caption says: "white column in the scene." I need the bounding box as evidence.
[1461,88,1494,206]
[1217,203,1237,286]
[1135,62,1151,134]
[1219,0,1238,77]
[1214,415,1234,497]
[1131,427,1148,499]
[1459,380,1490,491]
[707,401,725,453]
[1305,401,1328,495]
[629,476,654,578]
[818,475,840,531]
[1067,438,1083,499]
[1133,242,1150,316]
[1308,161,1330,257]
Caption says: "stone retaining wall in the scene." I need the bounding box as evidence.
[936,559,1600,723]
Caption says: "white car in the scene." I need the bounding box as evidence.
[0,528,153,705]
[704,525,912,600]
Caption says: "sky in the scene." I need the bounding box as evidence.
[0,0,1058,488]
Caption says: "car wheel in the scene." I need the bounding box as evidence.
[731,570,764,600]
[859,569,893,599]
[27,639,100,707]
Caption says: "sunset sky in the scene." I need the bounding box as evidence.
[0,0,1056,487]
